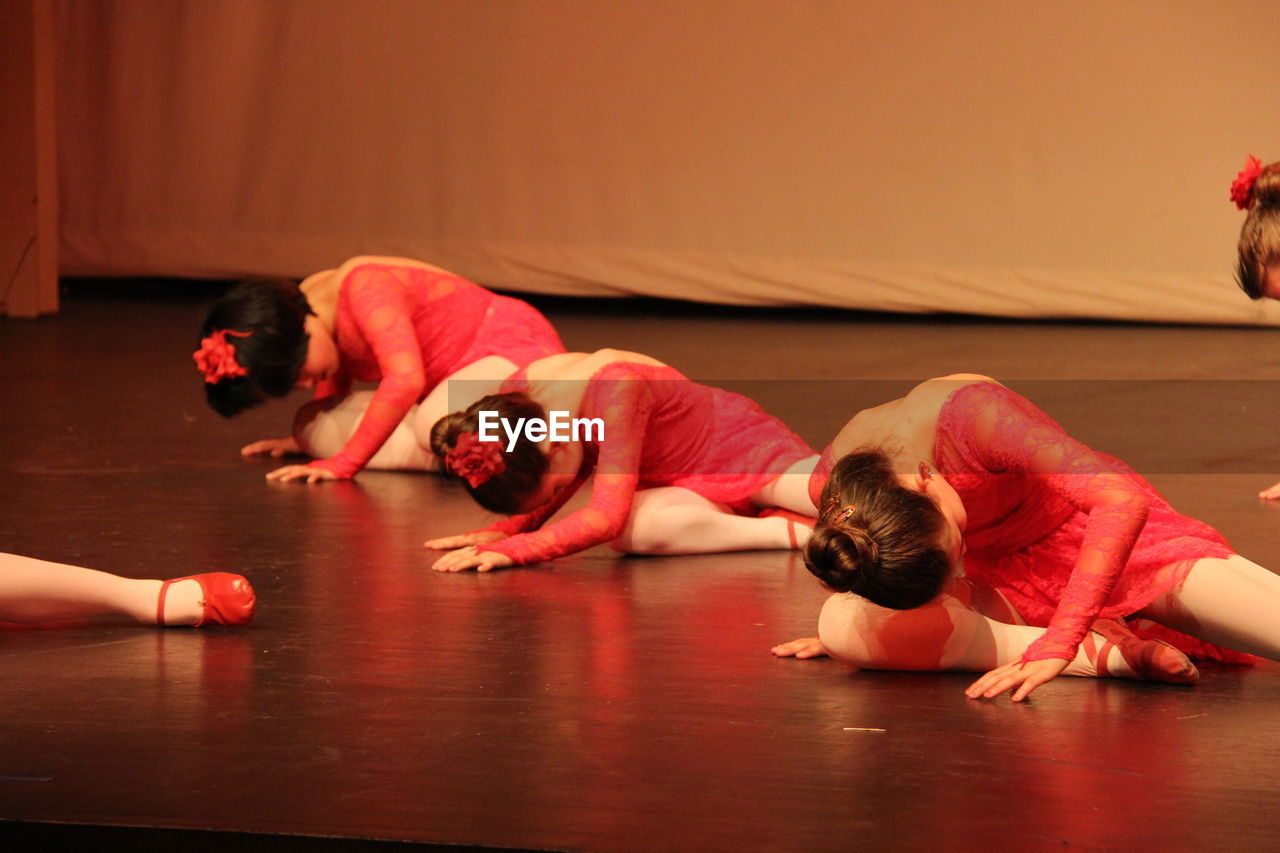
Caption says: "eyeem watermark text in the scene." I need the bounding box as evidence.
[477,411,604,451]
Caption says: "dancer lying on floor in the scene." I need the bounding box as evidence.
[195,255,565,482]
[772,375,1278,700]
[0,551,254,627]
[424,349,819,571]
[1227,155,1280,499]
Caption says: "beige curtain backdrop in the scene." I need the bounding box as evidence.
[55,0,1280,323]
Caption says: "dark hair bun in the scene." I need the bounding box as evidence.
[845,524,880,566]
[430,409,471,458]
[803,523,872,596]
[1236,161,1280,299]
[199,278,310,417]
[1255,165,1280,210]
[802,449,952,610]
[428,392,552,515]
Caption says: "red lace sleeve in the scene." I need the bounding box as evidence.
[476,366,652,565]
[964,383,1150,663]
[307,270,426,479]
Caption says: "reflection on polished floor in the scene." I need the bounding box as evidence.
[1,283,1278,851]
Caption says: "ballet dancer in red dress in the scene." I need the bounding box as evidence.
[773,375,1279,700]
[424,349,819,571]
[0,551,253,628]
[195,256,566,481]
[1228,155,1280,499]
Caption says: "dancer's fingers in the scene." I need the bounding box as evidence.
[771,637,824,658]
[965,663,1019,698]
[242,439,279,456]
[967,659,1065,701]
[432,546,479,572]
[267,464,336,483]
[474,552,513,573]
[431,546,512,573]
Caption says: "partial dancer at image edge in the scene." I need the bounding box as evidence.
[0,551,254,628]
[1229,155,1280,499]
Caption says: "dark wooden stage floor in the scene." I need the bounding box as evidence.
[2,284,1279,851]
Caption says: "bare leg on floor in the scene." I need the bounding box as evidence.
[1137,554,1280,661]
[0,552,206,626]
[613,487,795,554]
[781,584,1142,680]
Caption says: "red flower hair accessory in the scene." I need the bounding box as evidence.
[1231,155,1263,211]
[446,432,506,488]
[193,329,252,383]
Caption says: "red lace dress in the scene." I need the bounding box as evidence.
[307,262,565,478]
[809,382,1247,663]
[472,362,816,565]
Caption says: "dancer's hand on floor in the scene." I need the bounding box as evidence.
[266,463,340,484]
[1259,480,1280,500]
[965,657,1069,702]
[770,637,827,659]
[423,531,506,550]
[242,436,302,457]
[431,545,514,573]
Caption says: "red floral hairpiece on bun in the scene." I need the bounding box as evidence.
[193,329,253,383]
[446,432,506,488]
[1231,155,1263,211]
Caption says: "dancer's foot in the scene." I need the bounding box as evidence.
[1093,618,1198,686]
[157,573,255,627]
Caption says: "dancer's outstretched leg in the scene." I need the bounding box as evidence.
[775,581,1187,684]
[613,487,797,554]
[1136,555,1280,660]
[613,456,823,555]
[0,552,253,627]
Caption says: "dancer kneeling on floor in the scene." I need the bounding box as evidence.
[425,349,819,572]
[0,551,254,628]
[772,375,1280,700]
[195,255,565,482]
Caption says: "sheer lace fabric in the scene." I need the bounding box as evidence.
[306,262,564,478]
[474,362,815,565]
[937,383,1235,661]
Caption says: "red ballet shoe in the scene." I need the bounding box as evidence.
[1092,618,1198,686]
[759,508,816,550]
[157,573,256,628]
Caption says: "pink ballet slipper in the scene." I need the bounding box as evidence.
[1093,618,1198,686]
[157,573,256,627]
